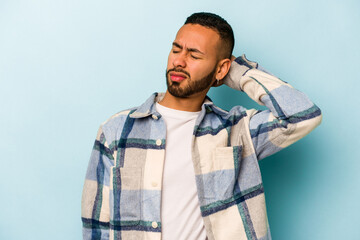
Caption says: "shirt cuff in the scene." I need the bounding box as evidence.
[223,54,258,91]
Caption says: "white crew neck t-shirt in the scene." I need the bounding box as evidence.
[156,103,207,240]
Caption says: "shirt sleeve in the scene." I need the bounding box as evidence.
[224,54,322,160]
[81,125,114,239]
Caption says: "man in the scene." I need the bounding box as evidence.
[81,12,322,240]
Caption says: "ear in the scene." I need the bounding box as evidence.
[215,58,232,81]
[211,58,232,87]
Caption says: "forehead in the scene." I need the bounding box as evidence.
[174,24,220,54]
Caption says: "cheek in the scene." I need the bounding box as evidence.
[167,50,177,62]
[190,63,212,78]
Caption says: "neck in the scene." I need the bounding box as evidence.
[158,91,206,112]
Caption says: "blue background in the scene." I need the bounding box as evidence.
[0,0,359,239]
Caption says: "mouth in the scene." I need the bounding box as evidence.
[169,72,187,82]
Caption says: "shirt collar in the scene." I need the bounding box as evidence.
[129,92,229,119]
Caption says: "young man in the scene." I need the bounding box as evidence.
[81,12,322,240]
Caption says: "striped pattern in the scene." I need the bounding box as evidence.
[81,55,322,240]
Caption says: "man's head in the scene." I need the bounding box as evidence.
[185,12,234,60]
[166,12,234,98]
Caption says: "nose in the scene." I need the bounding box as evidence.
[173,52,186,68]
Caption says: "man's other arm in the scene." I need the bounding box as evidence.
[81,125,113,239]
[224,54,322,160]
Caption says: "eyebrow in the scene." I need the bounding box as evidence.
[172,42,205,55]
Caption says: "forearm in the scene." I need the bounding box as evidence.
[224,54,322,159]
[225,55,317,117]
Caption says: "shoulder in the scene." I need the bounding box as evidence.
[210,103,253,121]
[102,107,138,127]
[209,104,262,135]
[97,92,159,138]
[97,106,139,144]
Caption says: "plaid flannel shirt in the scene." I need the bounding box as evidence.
[81,55,322,240]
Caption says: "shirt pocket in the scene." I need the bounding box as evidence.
[213,145,243,172]
[199,145,243,205]
[110,166,143,223]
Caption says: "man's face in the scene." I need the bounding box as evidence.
[166,24,221,98]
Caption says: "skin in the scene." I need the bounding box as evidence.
[159,23,235,112]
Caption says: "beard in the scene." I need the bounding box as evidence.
[166,67,217,98]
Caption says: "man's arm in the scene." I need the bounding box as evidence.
[224,54,322,160]
[81,125,113,239]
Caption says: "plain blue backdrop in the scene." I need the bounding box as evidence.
[0,0,359,239]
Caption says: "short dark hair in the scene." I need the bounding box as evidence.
[185,12,234,59]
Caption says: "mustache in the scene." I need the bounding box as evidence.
[167,68,191,78]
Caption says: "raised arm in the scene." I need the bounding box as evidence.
[224,54,322,160]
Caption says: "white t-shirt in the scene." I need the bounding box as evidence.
[156,103,207,240]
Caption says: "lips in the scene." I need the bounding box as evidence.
[170,72,187,82]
